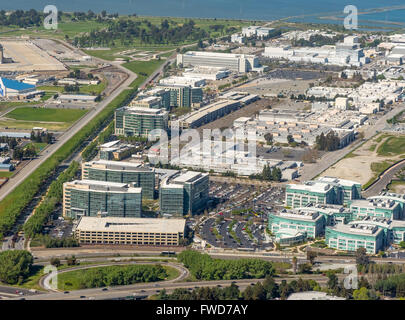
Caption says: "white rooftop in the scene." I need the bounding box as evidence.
[76,216,186,233]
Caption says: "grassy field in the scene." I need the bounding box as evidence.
[57,265,179,291]
[363,160,397,189]
[377,135,405,156]
[123,59,167,88]
[38,81,107,96]
[5,107,88,123]
[0,171,14,178]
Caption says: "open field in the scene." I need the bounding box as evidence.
[323,133,405,187]
[123,59,167,88]
[388,180,405,193]
[5,107,88,123]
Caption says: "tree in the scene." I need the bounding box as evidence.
[252,282,266,300]
[66,255,77,266]
[0,250,33,284]
[356,247,370,270]
[50,257,61,268]
[287,135,294,144]
[243,285,254,300]
[327,273,338,290]
[353,287,371,300]
[292,256,298,274]
[264,133,273,145]
[262,275,279,299]
[306,251,317,265]
[298,263,312,274]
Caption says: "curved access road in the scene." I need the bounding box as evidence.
[40,261,190,292]
[363,158,405,197]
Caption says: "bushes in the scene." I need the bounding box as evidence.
[43,236,79,248]
[0,250,33,284]
[177,250,274,280]
[60,264,167,289]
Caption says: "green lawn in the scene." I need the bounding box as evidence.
[377,135,405,156]
[57,264,178,290]
[123,59,166,88]
[5,107,88,123]
[0,171,14,178]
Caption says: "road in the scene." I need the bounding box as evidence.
[0,61,136,202]
[17,274,341,300]
[40,261,189,291]
[300,104,405,181]
[362,158,405,197]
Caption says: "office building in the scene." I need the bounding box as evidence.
[63,180,142,219]
[177,51,262,73]
[157,84,203,108]
[286,177,361,208]
[268,209,326,240]
[74,216,185,246]
[114,106,169,137]
[159,171,209,216]
[368,192,405,220]
[350,199,401,220]
[82,160,155,199]
[325,223,384,254]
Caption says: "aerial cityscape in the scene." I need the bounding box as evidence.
[1,1,405,308]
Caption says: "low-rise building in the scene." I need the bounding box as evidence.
[74,216,185,246]
[268,208,326,239]
[350,199,401,220]
[99,140,136,161]
[326,223,384,254]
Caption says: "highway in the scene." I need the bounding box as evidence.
[17,274,341,300]
[300,104,405,181]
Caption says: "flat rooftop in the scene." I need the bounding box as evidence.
[172,171,207,184]
[317,176,361,187]
[329,223,382,236]
[287,181,332,193]
[65,179,142,194]
[76,216,186,233]
[84,160,152,172]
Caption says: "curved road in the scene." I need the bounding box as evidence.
[363,158,405,197]
[40,261,190,292]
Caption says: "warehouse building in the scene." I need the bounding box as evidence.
[180,99,241,129]
[350,199,401,220]
[177,51,263,73]
[114,106,169,137]
[325,223,384,254]
[159,171,209,216]
[63,180,142,219]
[82,160,155,199]
[74,216,185,246]
[58,94,97,103]
[0,77,39,98]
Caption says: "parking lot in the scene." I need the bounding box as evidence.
[196,181,285,250]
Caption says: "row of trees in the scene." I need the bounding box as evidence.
[292,34,344,47]
[177,250,274,281]
[30,131,54,144]
[157,275,319,300]
[315,131,340,151]
[70,264,167,289]
[0,9,42,28]
[249,164,282,182]
[72,19,209,47]
[24,161,79,237]
[12,144,37,160]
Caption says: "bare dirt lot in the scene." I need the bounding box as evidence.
[322,133,405,185]
[0,39,66,72]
